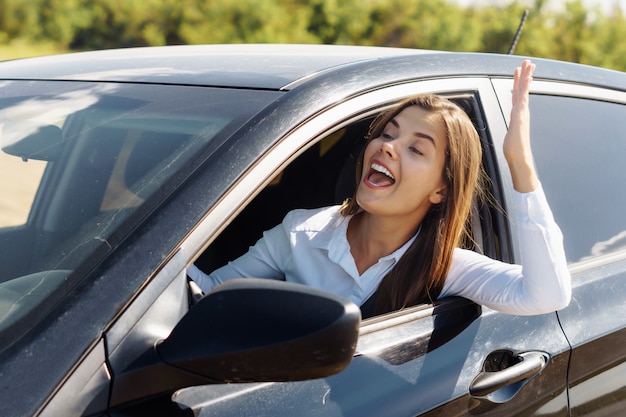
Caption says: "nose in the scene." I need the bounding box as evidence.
[380,139,398,159]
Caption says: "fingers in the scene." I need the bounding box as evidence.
[510,60,535,115]
[505,60,538,193]
[515,60,535,97]
[521,60,535,89]
[513,66,521,93]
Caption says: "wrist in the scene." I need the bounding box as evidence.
[508,159,539,193]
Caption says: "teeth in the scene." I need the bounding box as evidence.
[371,163,395,180]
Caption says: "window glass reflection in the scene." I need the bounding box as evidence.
[530,94,626,263]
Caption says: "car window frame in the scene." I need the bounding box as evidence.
[183,76,509,321]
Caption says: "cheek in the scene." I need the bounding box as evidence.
[363,139,378,158]
[360,141,377,173]
[401,159,445,193]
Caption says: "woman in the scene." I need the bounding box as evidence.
[188,60,571,317]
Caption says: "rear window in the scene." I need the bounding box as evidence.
[0,80,277,335]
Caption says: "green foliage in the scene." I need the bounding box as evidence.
[179,0,317,44]
[303,0,371,44]
[366,0,475,50]
[0,0,625,72]
[475,2,529,54]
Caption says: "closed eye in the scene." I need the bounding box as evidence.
[409,146,423,155]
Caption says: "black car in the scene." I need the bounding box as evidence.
[0,44,625,417]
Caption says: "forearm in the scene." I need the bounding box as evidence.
[515,185,571,311]
[503,59,539,193]
[187,224,288,294]
[441,187,571,315]
[505,138,539,193]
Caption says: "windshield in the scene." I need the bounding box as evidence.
[0,80,277,336]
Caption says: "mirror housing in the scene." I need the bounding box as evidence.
[110,279,361,408]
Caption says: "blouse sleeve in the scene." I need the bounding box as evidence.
[187,212,295,294]
[440,184,571,315]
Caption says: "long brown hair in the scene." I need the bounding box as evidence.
[341,94,484,315]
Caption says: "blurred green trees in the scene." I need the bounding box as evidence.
[0,0,625,71]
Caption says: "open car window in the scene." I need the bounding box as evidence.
[193,92,503,318]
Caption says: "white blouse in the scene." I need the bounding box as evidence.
[188,184,571,316]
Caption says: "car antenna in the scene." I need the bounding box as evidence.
[507,9,529,54]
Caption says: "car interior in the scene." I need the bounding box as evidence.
[30,120,199,272]
[0,113,209,335]
[193,94,505,317]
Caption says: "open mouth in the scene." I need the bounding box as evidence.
[366,162,395,187]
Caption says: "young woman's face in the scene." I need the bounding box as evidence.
[356,105,448,224]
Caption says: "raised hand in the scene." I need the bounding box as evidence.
[503,60,539,193]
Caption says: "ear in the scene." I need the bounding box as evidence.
[429,186,447,205]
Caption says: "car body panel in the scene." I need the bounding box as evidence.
[38,340,110,417]
[562,260,626,416]
[174,303,569,417]
[0,44,623,92]
[0,44,427,89]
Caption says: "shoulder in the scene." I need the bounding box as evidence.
[282,205,345,232]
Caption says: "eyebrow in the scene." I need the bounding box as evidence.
[390,118,437,147]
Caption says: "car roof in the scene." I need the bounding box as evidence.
[0,44,624,92]
[0,44,430,89]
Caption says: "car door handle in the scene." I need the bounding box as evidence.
[469,351,548,398]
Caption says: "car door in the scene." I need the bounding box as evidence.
[492,78,626,416]
[177,77,571,416]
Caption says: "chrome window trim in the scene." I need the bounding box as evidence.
[569,249,626,275]
[491,78,626,125]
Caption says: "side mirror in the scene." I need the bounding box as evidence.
[110,278,361,408]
